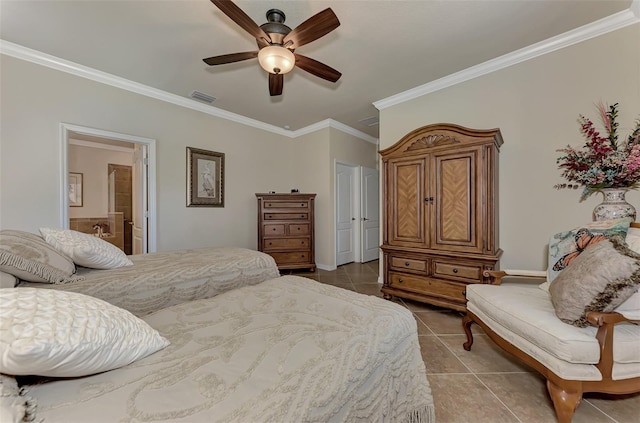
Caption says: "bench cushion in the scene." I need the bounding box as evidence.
[466,283,640,366]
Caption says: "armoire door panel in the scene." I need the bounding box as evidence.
[388,158,427,247]
[432,148,483,253]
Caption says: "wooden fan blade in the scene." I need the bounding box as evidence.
[211,0,271,43]
[295,54,341,82]
[282,8,339,49]
[203,51,258,66]
[269,73,283,96]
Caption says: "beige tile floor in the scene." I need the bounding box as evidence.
[284,261,640,423]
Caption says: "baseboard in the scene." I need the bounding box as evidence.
[316,263,336,271]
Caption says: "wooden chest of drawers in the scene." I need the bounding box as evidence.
[256,193,316,271]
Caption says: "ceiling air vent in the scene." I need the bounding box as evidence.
[189,91,216,104]
[358,116,379,127]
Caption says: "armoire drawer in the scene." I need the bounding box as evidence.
[268,251,310,264]
[264,201,309,209]
[388,272,467,302]
[389,256,428,274]
[433,261,482,282]
[264,212,308,220]
[263,238,309,250]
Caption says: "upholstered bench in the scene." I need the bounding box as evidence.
[463,271,640,423]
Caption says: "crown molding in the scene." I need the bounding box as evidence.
[291,119,378,144]
[373,8,639,111]
[0,40,375,143]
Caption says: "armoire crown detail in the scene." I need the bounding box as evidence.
[407,134,460,151]
[380,123,503,312]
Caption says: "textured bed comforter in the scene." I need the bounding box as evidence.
[18,247,280,316]
[22,275,435,423]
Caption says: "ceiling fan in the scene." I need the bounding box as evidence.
[203,0,342,96]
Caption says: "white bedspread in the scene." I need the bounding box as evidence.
[18,247,280,316]
[22,276,434,422]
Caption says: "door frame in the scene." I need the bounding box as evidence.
[60,123,157,252]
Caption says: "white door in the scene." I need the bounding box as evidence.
[132,144,148,254]
[360,167,380,262]
[336,163,356,266]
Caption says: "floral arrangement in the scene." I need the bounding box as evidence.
[555,102,640,201]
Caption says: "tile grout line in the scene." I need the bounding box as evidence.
[423,313,525,423]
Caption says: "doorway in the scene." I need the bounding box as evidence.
[60,123,157,253]
[335,163,380,266]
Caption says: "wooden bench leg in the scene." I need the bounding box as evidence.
[546,379,582,423]
[462,314,474,351]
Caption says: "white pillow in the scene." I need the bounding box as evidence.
[39,228,133,269]
[0,288,169,377]
[625,227,640,254]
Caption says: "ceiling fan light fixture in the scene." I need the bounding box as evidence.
[258,45,295,75]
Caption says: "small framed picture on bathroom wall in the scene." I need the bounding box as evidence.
[69,172,83,207]
[186,147,225,207]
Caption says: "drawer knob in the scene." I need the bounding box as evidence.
[462,290,467,296]
[405,261,410,266]
[272,228,276,231]
[300,203,304,206]
[297,227,301,230]
[453,268,458,273]
[398,278,404,283]
[268,242,272,245]
[268,215,272,218]
[301,215,304,218]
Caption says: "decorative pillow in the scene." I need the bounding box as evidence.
[0,230,80,284]
[39,228,133,269]
[625,226,640,254]
[549,236,640,327]
[0,374,35,423]
[0,272,17,289]
[547,217,632,283]
[0,288,169,377]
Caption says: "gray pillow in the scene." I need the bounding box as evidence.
[0,230,82,284]
[0,271,17,288]
[549,235,640,327]
[0,373,36,422]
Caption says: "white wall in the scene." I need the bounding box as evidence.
[290,127,378,269]
[0,55,295,251]
[379,24,640,270]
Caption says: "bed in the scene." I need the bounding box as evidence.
[17,246,281,317]
[9,275,434,422]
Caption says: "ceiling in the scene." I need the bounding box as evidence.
[0,0,633,139]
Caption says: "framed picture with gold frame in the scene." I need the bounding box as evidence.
[69,172,83,207]
[186,147,224,207]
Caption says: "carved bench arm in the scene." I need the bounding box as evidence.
[586,311,640,380]
[483,269,547,286]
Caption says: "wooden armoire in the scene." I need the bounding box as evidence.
[380,123,503,311]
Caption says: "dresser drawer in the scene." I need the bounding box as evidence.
[264,224,285,236]
[264,201,309,209]
[263,238,309,250]
[390,256,428,274]
[388,272,467,302]
[433,261,482,282]
[264,212,308,220]
[269,252,310,264]
[287,224,309,235]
